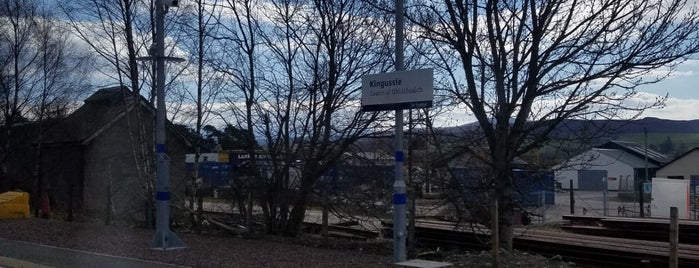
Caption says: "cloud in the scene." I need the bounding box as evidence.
[637,93,699,120]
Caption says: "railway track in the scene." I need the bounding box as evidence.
[562,214,699,244]
[198,208,699,267]
[383,219,699,267]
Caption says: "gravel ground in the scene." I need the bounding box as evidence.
[0,218,582,267]
[442,249,580,268]
[0,218,391,268]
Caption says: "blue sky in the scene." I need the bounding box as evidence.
[49,0,699,125]
[639,60,698,99]
[636,0,699,120]
[436,58,699,127]
[636,59,699,120]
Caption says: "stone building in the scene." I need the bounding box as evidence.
[33,86,190,226]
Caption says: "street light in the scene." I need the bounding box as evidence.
[163,0,179,7]
[148,0,185,250]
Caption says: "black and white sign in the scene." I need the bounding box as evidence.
[361,68,433,111]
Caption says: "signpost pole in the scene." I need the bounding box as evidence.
[393,0,407,263]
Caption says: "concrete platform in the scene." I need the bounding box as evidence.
[395,259,453,268]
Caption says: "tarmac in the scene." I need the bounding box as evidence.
[0,238,188,268]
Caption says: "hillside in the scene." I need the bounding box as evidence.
[556,117,699,157]
[355,117,699,160]
[562,117,699,135]
[433,117,699,162]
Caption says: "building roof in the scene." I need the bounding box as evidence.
[43,86,135,144]
[594,148,659,169]
[43,86,191,147]
[657,147,699,170]
[598,140,673,166]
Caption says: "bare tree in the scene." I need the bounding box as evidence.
[209,0,393,235]
[208,0,263,230]
[170,0,225,225]
[264,0,393,236]
[254,0,307,233]
[0,0,39,189]
[0,0,91,208]
[407,0,699,250]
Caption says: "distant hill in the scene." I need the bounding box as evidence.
[447,117,699,157]
[447,117,699,136]
[554,118,699,155]
[561,117,699,135]
[357,117,699,157]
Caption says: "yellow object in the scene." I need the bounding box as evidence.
[0,191,30,219]
[218,151,229,163]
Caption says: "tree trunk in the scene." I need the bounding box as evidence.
[491,120,514,251]
[495,166,514,251]
[285,199,307,236]
[285,175,315,236]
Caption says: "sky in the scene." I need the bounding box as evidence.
[41,0,699,126]
[635,59,699,121]
[618,0,699,121]
[431,58,699,128]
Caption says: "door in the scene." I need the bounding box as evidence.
[577,170,608,191]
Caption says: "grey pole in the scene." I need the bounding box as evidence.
[539,190,545,223]
[569,180,574,214]
[603,177,608,216]
[642,127,649,217]
[151,0,185,250]
[393,0,407,262]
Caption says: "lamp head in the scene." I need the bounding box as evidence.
[164,0,178,7]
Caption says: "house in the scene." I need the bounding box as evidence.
[36,86,191,226]
[654,148,699,219]
[555,140,671,192]
[655,147,699,180]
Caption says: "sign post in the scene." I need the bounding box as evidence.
[392,0,406,262]
[360,1,433,262]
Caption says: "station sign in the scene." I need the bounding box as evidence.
[361,68,433,111]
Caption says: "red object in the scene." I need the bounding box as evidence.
[41,194,51,218]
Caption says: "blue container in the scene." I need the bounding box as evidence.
[185,162,231,189]
[449,168,555,207]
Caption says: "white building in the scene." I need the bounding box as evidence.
[555,141,671,191]
[655,148,699,180]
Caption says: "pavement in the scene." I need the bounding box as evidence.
[0,238,188,268]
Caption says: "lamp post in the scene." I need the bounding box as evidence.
[149,0,185,250]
